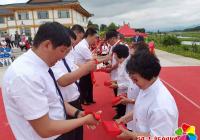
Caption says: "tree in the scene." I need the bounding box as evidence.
[87,20,99,31]
[107,22,118,31]
[87,20,93,28]
[100,24,107,32]
[162,35,181,46]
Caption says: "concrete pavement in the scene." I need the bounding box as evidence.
[156,49,200,67]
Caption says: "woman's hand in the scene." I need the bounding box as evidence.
[117,126,136,140]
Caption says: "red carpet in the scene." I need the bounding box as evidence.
[83,72,118,140]
[0,92,15,140]
[160,66,200,137]
[0,67,200,139]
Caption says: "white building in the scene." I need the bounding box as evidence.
[0,0,92,38]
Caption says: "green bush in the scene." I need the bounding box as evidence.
[182,45,190,51]
[161,35,181,46]
[191,44,199,52]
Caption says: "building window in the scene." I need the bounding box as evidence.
[58,10,70,18]
[18,12,29,20]
[20,27,31,36]
[37,11,49,19]
[0,17,5,23]
[8,16,15,21]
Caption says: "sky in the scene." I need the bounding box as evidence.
[1,0,200,31]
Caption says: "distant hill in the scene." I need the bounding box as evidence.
[170,25,200,32]
[183,26,200,32]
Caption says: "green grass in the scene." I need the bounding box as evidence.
[178,38,200,42]
[170,32,200,38]
[148,33,200,60]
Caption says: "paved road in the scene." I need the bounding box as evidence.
[156,49,200,67]
[1,49,200,86]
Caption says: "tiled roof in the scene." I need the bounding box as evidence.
[0,8,13,15]
[0,0,92,17]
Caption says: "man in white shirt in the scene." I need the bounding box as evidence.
[69,24,85,65]
[74,28,98,105]
[2,22,100,140]
[52,29,96,140]
[117,49,178,139]
[104,31,121,96]
[71,24,85,46]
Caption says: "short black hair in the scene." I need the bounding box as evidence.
[33,22,71,48]
[71,24,85,34]
[112,44,129,59]
[65,28,77,40]
[84,28,97,38]
[105,30,118,40]
[126,50,161,81]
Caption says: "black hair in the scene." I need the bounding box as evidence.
[84,28,97,38]
[112,44,129,59]
[71,24,85,34]
[105,30,118,40]
[33,22,71,48]
[134,42,150,53]
[65,28,77,40]
[126,50,161,81]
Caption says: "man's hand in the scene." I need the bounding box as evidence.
[85,111,102,126]
[92,54,98,60]
[84,60,97,72]
[117,96,135,105]
[116,117,127,124]
[109,83,118,88]
[103,55,112,62]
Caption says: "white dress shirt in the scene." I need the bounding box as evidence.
[109,40,121,81]
[73,39,92,65]
[126,82,140,130]
[2,49,65,140]
[51,57,80,102]
[66,48,76,65]
[132,78,179,136]
[116,58,130,94]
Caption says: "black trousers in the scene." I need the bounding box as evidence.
[55,97,83,140]
[79,73,93,103]
[116,104,126,118]
[113,88,118,97]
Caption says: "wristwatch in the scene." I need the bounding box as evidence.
[74,109,81,118]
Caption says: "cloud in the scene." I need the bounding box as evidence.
[1,0,200,31]
[0,0,26,4]
[79,0,200,31]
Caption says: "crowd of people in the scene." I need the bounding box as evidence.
[0,31,32,67]
[0,31,32,51]
[2,22,178,140]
